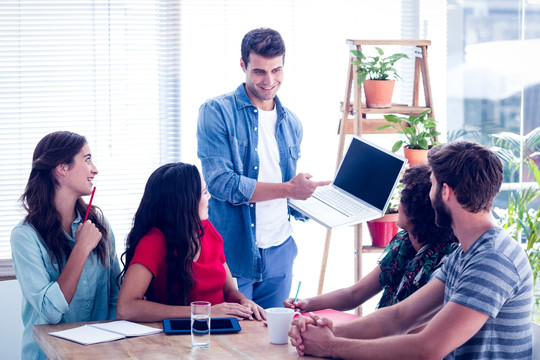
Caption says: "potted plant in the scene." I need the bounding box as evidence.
[367,184,402,247]
[351,47,409,108]
[377,109,440,166]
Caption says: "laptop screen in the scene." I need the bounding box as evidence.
[333,137,405,211]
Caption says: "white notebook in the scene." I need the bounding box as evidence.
[49,320,163,345]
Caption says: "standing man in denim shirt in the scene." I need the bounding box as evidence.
[197,28,330,308]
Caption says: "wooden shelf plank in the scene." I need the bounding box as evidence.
[361,105,431,115]
[341,118,394,135]
[341,117,415,135]
[347,39,431,47]
[362,246,385,253]
[340,102,431,116]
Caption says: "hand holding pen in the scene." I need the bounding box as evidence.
[294,281,302,303]
[284,281,307,312]
[75,187,102,253]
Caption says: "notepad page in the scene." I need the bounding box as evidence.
[90,320,162,337]
[49,324,125,345]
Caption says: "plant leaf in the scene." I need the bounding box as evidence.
[418,139,428,149]
[356,72,367,85]
[529,159,540,188]
[383,114,402,124]
[391,141,403,153]
[377,124,395,130]
[350,50,366,60]
[403,127,415,136]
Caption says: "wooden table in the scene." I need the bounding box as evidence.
[34,319,319,359]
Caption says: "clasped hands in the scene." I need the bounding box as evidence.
[288,312,336,358]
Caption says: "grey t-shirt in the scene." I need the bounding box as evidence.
[436,227,533,359]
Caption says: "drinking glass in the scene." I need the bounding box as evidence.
[191,301,211,348]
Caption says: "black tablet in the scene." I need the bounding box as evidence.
[162,317,241,335]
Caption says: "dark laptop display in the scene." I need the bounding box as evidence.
[334,137,406,212]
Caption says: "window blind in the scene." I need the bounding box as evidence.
[0,0,180,259]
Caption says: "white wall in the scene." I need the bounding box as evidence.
[0,280,23,359]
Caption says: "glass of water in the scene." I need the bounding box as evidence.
[191,301,211,348]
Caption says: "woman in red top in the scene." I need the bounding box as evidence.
[116,162,265,322]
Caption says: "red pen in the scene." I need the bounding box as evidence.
[84,187,96,222]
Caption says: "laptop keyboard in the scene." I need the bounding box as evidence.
[312,187,371,217]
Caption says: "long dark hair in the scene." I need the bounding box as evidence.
[21,131,110,270]
[400,164,456,245]
[119,162,204,306]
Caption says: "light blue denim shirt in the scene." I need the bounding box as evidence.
[11,212,120,360]
[197,83,305,282]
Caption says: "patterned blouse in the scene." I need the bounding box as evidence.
[377,230,459,308]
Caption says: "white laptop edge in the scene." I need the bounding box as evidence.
[288,199,385,229]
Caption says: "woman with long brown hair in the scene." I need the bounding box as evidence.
[11,131,120,360]
[116,162,265,322]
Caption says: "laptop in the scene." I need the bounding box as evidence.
[288,136,406,229]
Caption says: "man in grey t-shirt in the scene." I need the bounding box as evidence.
[289,140,533,360]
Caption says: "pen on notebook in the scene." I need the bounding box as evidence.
[84,187,96,222]
[293,281,302,303]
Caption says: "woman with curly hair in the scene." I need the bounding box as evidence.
[284,164,458,312]
[116,162,265,322]
[11,131,120,360]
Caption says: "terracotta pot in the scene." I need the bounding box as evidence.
[367,212,398,247]
[403,146,428,167]
[363,79,395,108]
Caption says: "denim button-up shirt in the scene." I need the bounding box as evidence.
[197,83,304,281]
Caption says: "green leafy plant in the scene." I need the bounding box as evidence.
[494,159,540,321]
[521,160,540,322]
[496,159,540,245]
[529,246,540,323]
[522,159,540,250]
[377,109,440,152]
[386,183,403,214]
[447,126,481,142]
[351,47,409,86]
[495,159,540,283]
[490,127,540,182]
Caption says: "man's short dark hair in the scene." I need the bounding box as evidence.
[428,140,503,213]
[241,28,286,66]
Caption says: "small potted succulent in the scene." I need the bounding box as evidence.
[377,109,440,166]
[351,47,409,108]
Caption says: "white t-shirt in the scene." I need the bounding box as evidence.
[255,107,293,248]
